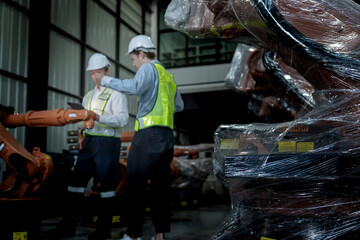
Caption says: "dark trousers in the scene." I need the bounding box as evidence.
[125,127,174,238]
[66,136,120,236]
[69,136,121,192]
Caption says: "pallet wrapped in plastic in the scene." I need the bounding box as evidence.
[164,0,360,238]
[213,102,360,239]
[212,89,360,239]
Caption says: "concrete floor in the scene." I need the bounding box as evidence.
[41,202,231,240]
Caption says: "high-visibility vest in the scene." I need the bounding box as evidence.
[135,63,177,131]
[83,88,122,137]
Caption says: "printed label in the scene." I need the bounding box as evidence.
[220,139,240,149]
[13,232,27,240]
[278,141,296,152]
[297,142,314,152]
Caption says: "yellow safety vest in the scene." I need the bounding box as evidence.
[83,88,122,137]
[135,63,177,131]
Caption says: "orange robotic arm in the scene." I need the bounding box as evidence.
[1,108,97,129]
[0,106,97,198]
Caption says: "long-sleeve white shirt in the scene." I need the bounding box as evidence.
[83,86,129,128]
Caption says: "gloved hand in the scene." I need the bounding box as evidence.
[83,110,99,129]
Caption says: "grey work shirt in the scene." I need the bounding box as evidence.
[101,60,184,120]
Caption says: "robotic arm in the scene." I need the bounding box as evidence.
[0,105,97,198]
[1,107,97,129]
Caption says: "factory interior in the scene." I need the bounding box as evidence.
[1,0,360,239]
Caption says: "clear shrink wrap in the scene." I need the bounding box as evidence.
[212,89,360,240]
[225,43,316,120]
[224,0,360,121]
[171,144,214,189]
[165,0,360,238]
[165,0,360,88]
[228,0,360,90]
[165,0,249,39]
[171,156,212,188]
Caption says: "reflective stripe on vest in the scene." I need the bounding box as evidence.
[135,63,177,131]
[83,88,122,137]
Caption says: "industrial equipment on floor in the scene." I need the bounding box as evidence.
[0,104,97,239]
[165,0,360,239]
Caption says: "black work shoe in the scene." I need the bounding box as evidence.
[88,230,111,240]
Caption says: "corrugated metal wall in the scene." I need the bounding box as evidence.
[86,1,116,59]
[0,0,29,144]
[46,0,83,153]
[50,0,81,38]
[121,0,142,33]
[48,31,81,96]
[1,0,153,153]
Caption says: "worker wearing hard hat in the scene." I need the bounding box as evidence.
[46,53,129,240]
[95,35,184,240]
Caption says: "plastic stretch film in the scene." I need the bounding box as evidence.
[213,90,360,239]
[165,0,360,87]
[165,0,360,239]
[225,43,316,120]
[165,0,249,39]
[228,0,360,90]
[171,144,214,189]
[171,156,212,188]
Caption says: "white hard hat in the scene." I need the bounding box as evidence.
[86,53,110,71]
[126,35,156,55]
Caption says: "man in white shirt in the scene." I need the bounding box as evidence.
[47,53,129,240]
